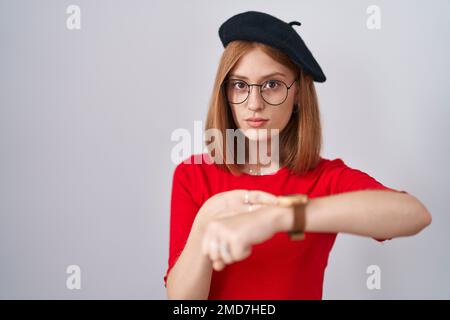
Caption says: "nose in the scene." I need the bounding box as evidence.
[246,85,265,111]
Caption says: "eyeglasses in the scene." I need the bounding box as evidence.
[223,78,298,106]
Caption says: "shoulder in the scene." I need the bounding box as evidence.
[319,157,346,168]
[314,156,368,180]
[306,157,355,191]
[315,157,400,194]
[305,157,348,177]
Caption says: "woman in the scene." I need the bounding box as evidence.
[164,11,431,300]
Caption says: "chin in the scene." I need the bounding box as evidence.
[241,127,278,142]
[243,128,261,141]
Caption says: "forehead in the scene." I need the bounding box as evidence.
[229,47,294,80]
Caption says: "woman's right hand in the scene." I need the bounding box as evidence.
[193,189,279,271]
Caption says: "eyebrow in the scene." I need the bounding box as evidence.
[228,72,288,81]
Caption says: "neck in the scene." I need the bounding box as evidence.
[242,137,281,174]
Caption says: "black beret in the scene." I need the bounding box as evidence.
[218,11,326,83]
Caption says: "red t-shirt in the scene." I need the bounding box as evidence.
[164,154,407,299]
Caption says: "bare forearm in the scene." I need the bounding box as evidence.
[166,218,213,300]
[275,190,432,239]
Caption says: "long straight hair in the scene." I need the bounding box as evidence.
[205,40,323,176]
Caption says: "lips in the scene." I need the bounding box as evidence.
[245,117,268,128]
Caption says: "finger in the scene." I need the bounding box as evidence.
[201,230,212,256]
[249,190,279,206]
[213,259,226,271]
[247,203,264,212]
[219,241,234,264]
[209,238,220,261]
[230,243,252,262]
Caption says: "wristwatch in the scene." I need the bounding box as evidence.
[277,194,309,240]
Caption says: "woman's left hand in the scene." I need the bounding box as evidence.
[201,205,282,271]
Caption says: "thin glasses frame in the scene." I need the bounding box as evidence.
[223,78,298,106]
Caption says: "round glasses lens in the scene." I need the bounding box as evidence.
[225,80,249,104]
[261,80,288,105]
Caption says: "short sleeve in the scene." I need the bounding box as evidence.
[324,158,409,242]
[163,161,201,288]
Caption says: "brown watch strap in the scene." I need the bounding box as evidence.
[278,194,308,240]
[288,202,307,240]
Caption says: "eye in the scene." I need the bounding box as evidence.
[231,80,247,90]
[264,80,280,90]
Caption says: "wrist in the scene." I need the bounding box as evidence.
[193,208,210,234]
[273,197,315,234]
[273,205,295,233]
